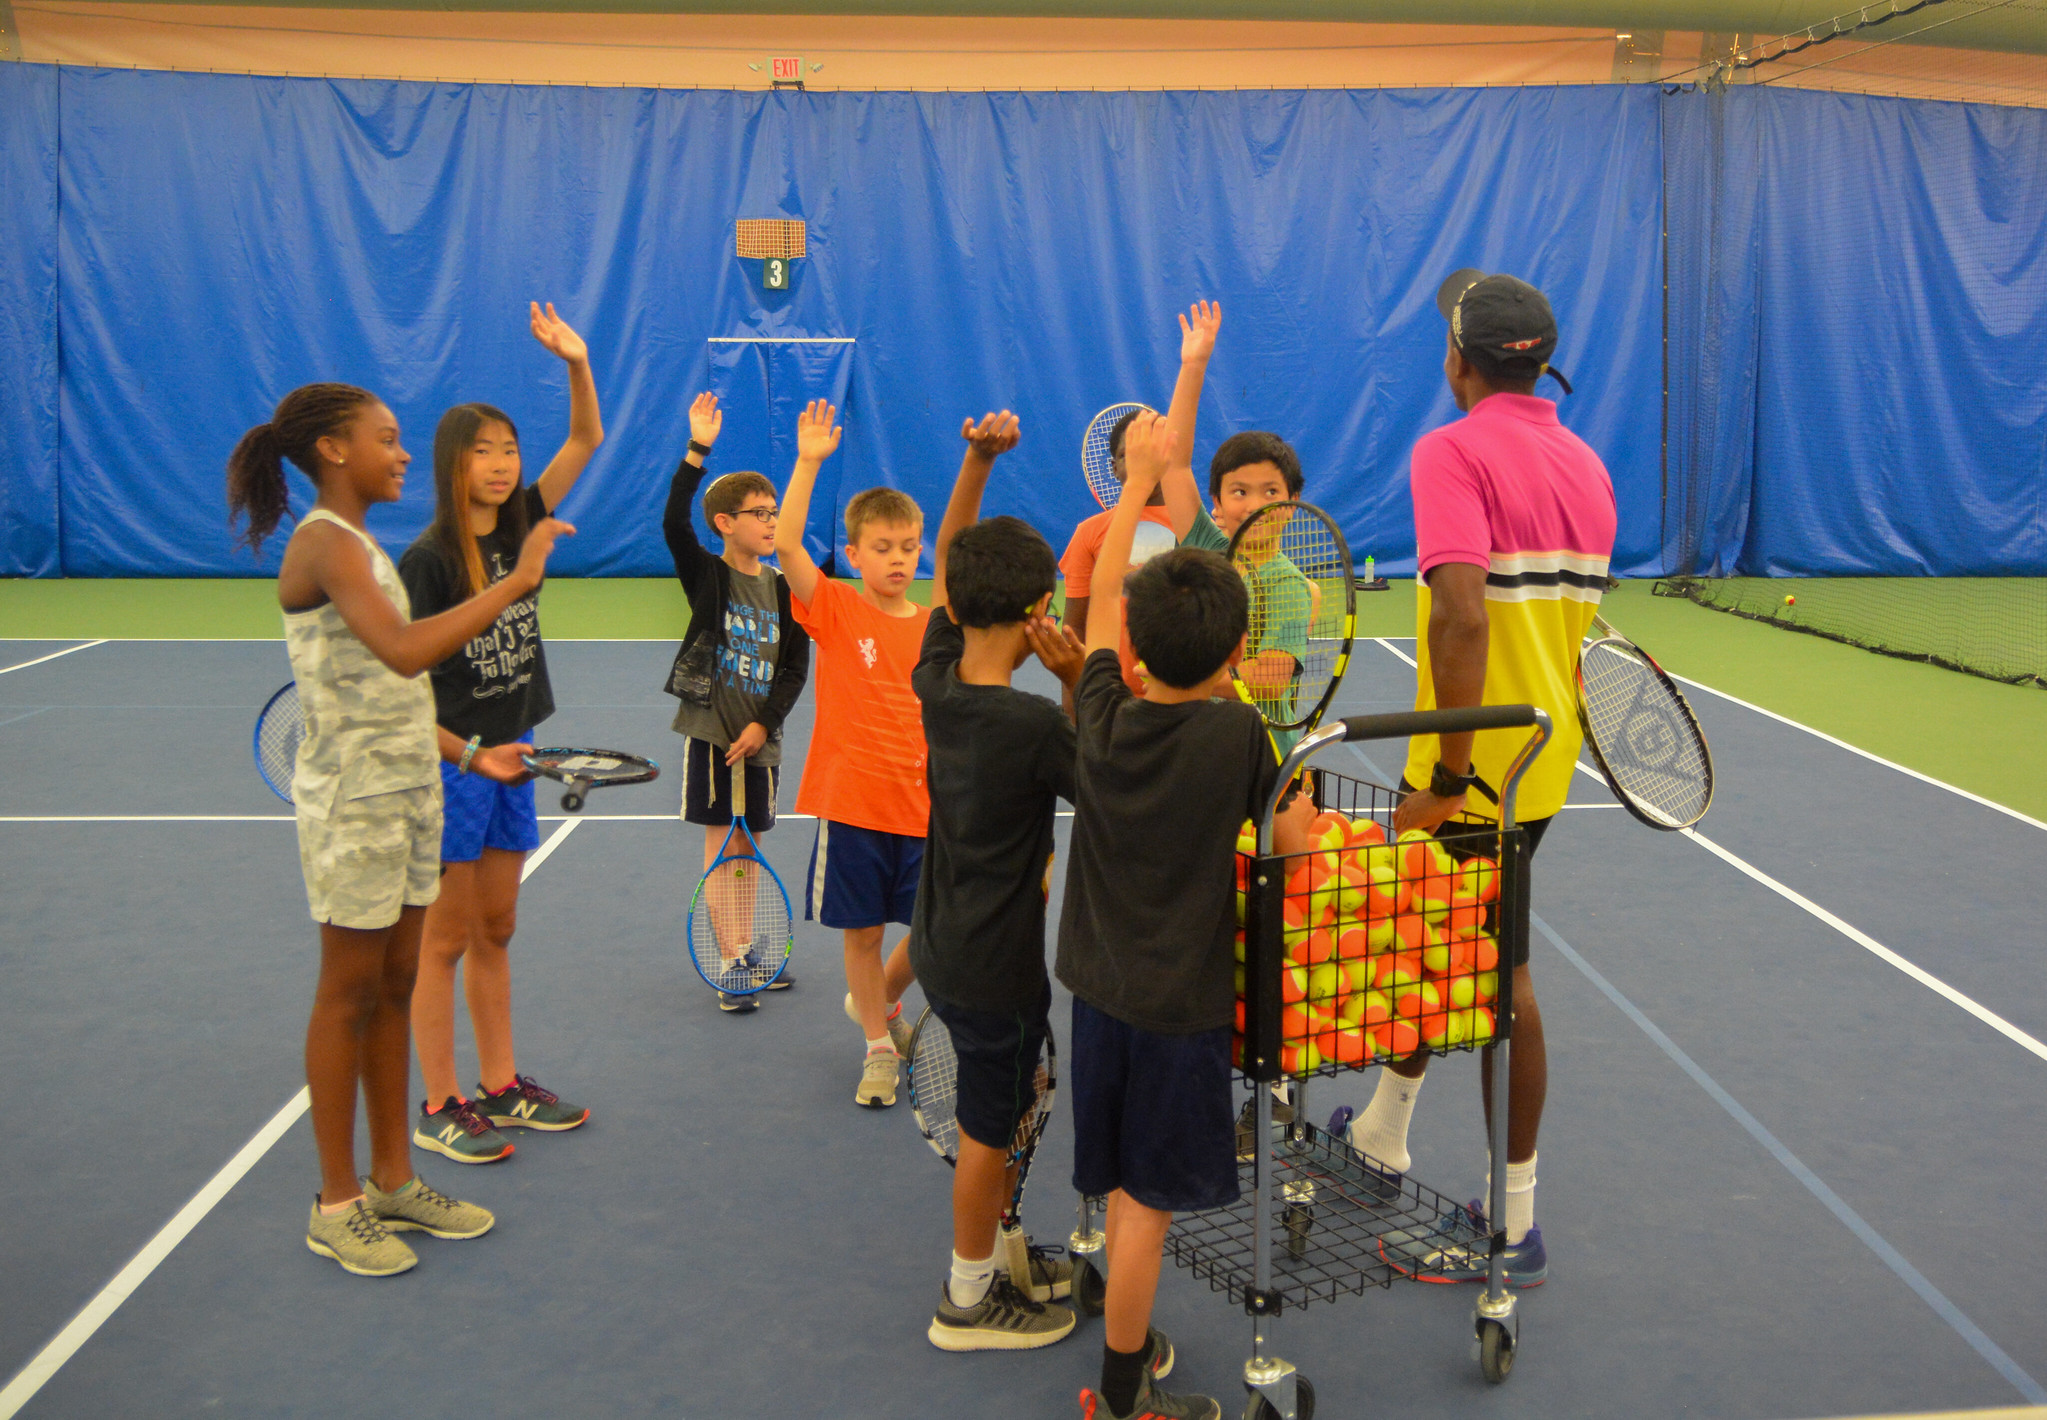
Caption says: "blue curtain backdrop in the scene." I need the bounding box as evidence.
[2,65,2042,580]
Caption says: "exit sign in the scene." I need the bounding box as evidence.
[769,56,804,82]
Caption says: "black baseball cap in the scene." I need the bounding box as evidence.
[1436,269,1572,394]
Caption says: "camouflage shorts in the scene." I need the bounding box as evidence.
[296,784,442,930]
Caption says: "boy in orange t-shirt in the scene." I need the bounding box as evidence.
[774,399,931,1109]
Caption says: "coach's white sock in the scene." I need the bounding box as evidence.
[950,1250,996,1309]
[1352,1069,1424,1174]
[1484,1154,1538,1245]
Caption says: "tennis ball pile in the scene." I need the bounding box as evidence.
[1233,812,1500,1076]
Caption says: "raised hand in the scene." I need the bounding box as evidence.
[795,399,843,465]
[529,302,589,365]
[1119,410,1178,495]
[960,410,1021,460]
[689,392,723,449]
[514,516,576,589]
[1179,299,1223,365]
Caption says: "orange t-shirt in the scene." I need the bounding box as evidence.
[790,576,932,837]
[1058,506,1177,697]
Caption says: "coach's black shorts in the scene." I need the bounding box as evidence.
[1396,779,1551,971]
[928,984,1053,1152]
[1069,998,1238,1214]
[679,736,778,832]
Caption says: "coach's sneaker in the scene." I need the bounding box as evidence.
[306,1198,416,1277]
[1384,1201,1547,1288]
[1078,1371,1220,1420]
[413,1097,515,1164]
[1325,1105,1404,1207]
[855,1047,900,1108]
[998,1224,1073,1302]
[928,1276,1076,1352]
[360,1174,494,1240]
[718,989,759,1014]
[476,1074,589,1132]
[844,992,916,1057]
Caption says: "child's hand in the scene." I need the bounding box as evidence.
[1119,411,1177,496]
[469,743,535,785]
[724,722,769,765]
[529,301,588,364]
[1179,300,1223,365]
[689,392,723,449]
[960,410,1021,459]
[1024,615,1087,687]
[795,399,842,465]
[514,516,575,589]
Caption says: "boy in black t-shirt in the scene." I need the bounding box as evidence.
[1056,413,1312,1420]
[912,411,1089,1352]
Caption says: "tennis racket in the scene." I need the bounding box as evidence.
[520,746,659,813]
[1577,614,1715,830]
[907,1006,1058,1234]
[1080,402,1152,511]
[684,762,793,997]
[253,681,304,804]
[1225,500,1357,762]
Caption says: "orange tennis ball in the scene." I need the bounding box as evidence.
[1379,1018,1421,1059]
[1282,1002,1312,1040]
[1334,923,1372,961]
[1470,932,1500,973]
[1233,929,1247,962]
[1309,812,1350,854]
[1234,997,1247,1032]
[1422,935,1476,979]
[1282,965,1310,1003]
[1285,926,1334,967]
[1393,978,1442,1020]
[1458,856,1499,904]
[1445,893,1487,938]
[1282,1040,1323,1076]
[1332,1025,1372,1065]
[1361,988,1393,1026]
[1391,912,1441,954]
[1420,1009,1453,1049]
[1371,951,1422,991]
[1348,817,1387,847]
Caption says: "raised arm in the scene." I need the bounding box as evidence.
[1161,301,1221,539]
[661,393,723,584]
[932,410,1020,611]
[529,303,604,512]
[774,399,841,606]
[1088,411,1176,654]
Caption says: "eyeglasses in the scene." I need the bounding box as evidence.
[731,507,780,524]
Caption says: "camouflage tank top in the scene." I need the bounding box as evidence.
[282,509,439,818]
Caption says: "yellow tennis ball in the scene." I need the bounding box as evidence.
[1783,594,1796,607]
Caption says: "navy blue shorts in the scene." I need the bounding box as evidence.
[929,985,1053,1153]
[439,756,541,864]
[805,820,922,930]
[679,736,779,832]
[1069,998,1239,1214]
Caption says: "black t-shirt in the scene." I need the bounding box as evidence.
[908,612,1078,1014]
[397,485,555,745]
[1053,650,1280,1035]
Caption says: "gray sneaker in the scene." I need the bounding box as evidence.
[361,1174,494,1240]
[306,1198,417,1277]
[413,1097,515,1164]
[1081,1371,1219,1420]
[855,1048,900,1108]
[475,1074,589,1132]
[843,992,916,1057]
[927,1277,1076,1352]
[999,1224,1074,1302]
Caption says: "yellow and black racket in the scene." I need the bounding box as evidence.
[1225,500,1356,761]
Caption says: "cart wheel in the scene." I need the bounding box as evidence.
[1282,1203,1313,1260]
[1072,1256,1106,1317]
[1477,1318,1515,1384]
[1244,1376,1315,1420]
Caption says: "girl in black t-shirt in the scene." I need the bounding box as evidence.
[397,302,603,1163]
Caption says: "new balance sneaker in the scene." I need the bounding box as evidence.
[843,992,916,1057]
[999,1224,1073,1302]
[1234,1091,1295,1161]
[476,1074,589,1132]
[1078,1371,1220,1420]
[305,1198,416,1277]
[927,1276,1076,1352]
[1383,1200,1547,1288]
[360,1174,494,1240]
[855,1048,900,1108]
[413,1097,515,1164]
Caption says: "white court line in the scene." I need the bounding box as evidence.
[0,640,106,676]
[0,819,580,1417]
[706,336,855,344]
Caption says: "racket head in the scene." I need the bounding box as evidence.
[1577,635,1715,829]
[1080,402,1152,511]
[253,681,303,804]
[907,1007,960,1164]
[684,819,794,996]
[1225,500,1357,735]
[521,747,660,790]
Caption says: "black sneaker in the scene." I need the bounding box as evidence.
[1078,1370,1220,1420]
[718,991,758,1014]
[412,1097,515,1164]
[1234,1092,1296,1161]
[928,1276,1076,1352]
[764,960,795,991]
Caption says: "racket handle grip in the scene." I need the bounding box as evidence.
[1338,705,1539,744]
[561,777,589,813]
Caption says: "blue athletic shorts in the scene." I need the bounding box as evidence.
[439,756,541,864]
[928,984,1053,1152]
[1069,997,1239,1213]
[679,736,779,832]
[805,820,922,929]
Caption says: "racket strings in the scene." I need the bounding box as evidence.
[1580,642,1712,826]
[1235,508,1351,730]
[1080,403,1149,510]
[910,1021,961,1161]
[689,842,793,986]
[254,685,304,801]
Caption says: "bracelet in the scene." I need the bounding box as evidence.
[688,439,712,456]
[458,735,482,774]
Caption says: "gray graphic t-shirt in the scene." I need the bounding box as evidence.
[671,562,786,767]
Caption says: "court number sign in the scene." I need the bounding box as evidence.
[762,257,790,290]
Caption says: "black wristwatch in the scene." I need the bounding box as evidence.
[688,439,713,457]
[1430,761,1481,799]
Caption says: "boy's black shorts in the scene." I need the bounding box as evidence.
[1069,997,1238,1214]
[680,736,778,832]
[927,983,1053,1153]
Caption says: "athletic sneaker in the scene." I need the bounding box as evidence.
[843,991,916,1057]
[413,1096,515,1164]
[718,990,759,1014]
[855,1047,900,1108]
[360,1174,494,1240]
[1382,1200,1547,1287]
[475,1074,589,1132]
[999,1224,1074,1302]
[1078,1371,1220,1420]
[717,957,760,994]
[765,961,795,990]
[1324,1105,1405,1206]
[305,1198,417,1277]
[928,1276,1076,1352]
[1142,1326,1176,1381]
[1234,1091,1296,1161]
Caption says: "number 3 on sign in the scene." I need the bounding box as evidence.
[762,257,789,290]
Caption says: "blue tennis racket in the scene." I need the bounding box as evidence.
[685,762,793,997]
[253,681,303,804]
